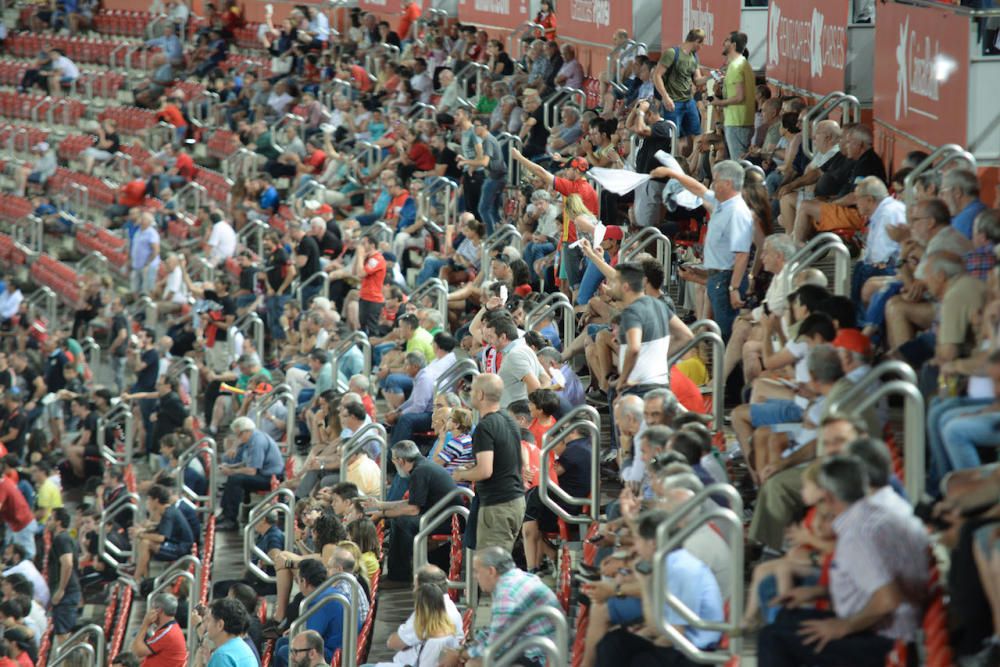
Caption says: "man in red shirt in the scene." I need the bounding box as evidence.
[354,231,387,335]
[130,592,188,667]
[511,148,598,290]
[0,457,35,560]
[107,178,149,226]
[397,0,421,42]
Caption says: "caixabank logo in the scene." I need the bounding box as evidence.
[894,15,950,122]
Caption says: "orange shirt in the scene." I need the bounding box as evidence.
[157,104,187,128]
[397,1,421,40]
[360,252,386,303]
[351,64,372,93]
[385,190,411,221]
[529,416,555,451]
[120,180,148,208]
[670,366,707,414]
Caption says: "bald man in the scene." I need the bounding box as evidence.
[776,119,843,233]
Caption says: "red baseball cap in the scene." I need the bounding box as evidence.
[603,225,624,241]
[832,328,871,356]
[562,156,589,173]
[317,204,333,215]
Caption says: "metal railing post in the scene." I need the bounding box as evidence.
[288,573,365,667]
[777,232,851,297]
[50,624,105,667]
[412,487,475,600]
[175,437,218,514]
[244,488,296,582]
[668,330,725,431]
[538,405,601,524]
[481,606,568,667]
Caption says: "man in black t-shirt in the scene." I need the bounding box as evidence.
[124,376,190,455]
[47,508,81,642]
[129,327,159,456]
[293,221,322,307]
[793,125,887,243]
[263,231,296,342]
[0,352,14,392]
[453,374,525,553]
[64,396,100,481]
[520,92,551,160]
[628,99,674,228]
[0,392,27,461]
[366,440,459,584]
[133,484,195,581]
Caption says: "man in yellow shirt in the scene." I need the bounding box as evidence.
[714,31,757,161]
[31,461,63,525]
[400,313,435,363]
[345,450,381,497]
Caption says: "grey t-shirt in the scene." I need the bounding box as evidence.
[460,128,484,174]
[499,338,544,408]
[481,133,508,181]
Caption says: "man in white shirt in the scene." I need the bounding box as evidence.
[47,48,79,94]
[3,545,50,607]
[307,6,330,46]
[409,58,434,105]
[851,177,905,317]
[206,212,237,265]
[0,281,23,323]
[776,120,842,233]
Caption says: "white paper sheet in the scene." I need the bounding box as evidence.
[592,221,607,247]
[588,167,650,195]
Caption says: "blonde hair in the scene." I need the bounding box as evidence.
[448,407,473,435]
[336,541,370,587]
[413,582,456,640]
[563,193,590,219]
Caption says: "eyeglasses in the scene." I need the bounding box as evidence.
[290,648,311,655]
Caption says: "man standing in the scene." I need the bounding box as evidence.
[130,212,161,295]
[652,28,707,156]
[366,440,458,585]
[610,262,673,397]
[714,32,756,160]
[0,457,36,560]
[472,118,508,235]
[130,592,188,667]
[293,221,322,307]
[626,99,675,228]
[455,107,485,217]
[263,231,296,341]
[652,160,752,340]
[454,375,525,552]
[217,417,286,531]
[47,507,81,645]
[355,231,386,335]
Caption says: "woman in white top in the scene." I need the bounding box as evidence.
[368,583,461,667]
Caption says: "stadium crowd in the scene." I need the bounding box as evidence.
[0,3,998,667]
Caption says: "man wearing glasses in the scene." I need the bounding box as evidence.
[289,630,327,667]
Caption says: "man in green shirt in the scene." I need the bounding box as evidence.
[653,28,710,156]
[714,31,756,161]
[399,313,435,362]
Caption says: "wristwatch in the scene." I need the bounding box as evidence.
[728,285,739,292]
[614,583,624,598]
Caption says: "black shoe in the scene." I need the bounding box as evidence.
[379,578,411,591]
[586,388,608,402]
[216,519,239,532]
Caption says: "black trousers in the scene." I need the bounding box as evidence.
[462,172,483,215]
[596,628,700,667]
[758,608,894,667]
[387,514,450,583]
[358,298,382,335]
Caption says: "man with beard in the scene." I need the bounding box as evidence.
[288,630,327,667]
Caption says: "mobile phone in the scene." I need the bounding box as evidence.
[634,560,653,575]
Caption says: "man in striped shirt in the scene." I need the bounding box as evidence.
[757,455,929,667]
[441,547,561,667]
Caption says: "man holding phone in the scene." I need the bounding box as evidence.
[130,592,188,667]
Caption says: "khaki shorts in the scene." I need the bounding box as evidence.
[816,203,863,233]
[476,495,526,553]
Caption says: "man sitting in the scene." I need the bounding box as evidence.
[131,484,194,582]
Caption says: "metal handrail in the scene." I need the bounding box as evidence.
[244,499,294,583]
[669,331,725,431]
[845,379,925,501]
[97,402,136,466]
[481,605,568,667]
[542,87,584,132]
[653,504,744,663]
[496,132,524,186]
[51,624,104,667]
[621,225,672,280]
[802,91,860,158]
[410,278,449,331]
[236,311,265,358]
[167,357,200,404]
[539,405,601,524]
[15,214,43,254]
[421,176,460,230]
[148,556,201,650]
[331,331,373,390]
[605,40,635,93]
[506,21,545,61]
[339,422,388,500]
[236,218,267,258]
[824,360,917,416]
[434,357,480,396]
[289,573,365,667]
[270,113,306,154]
[777,232,850,297]
[176,437,218,513]
[25,285,57,325]
[98,492,141,567]
[130,294,158,326]
[525,295,576,353]
[68,181,89,216]
[80,336,102,379]
[254,389,295,447]
[480,225,523,283]
[294,270,330,304]
[172,181,207,214]
[413,486,475,604]
[371,221,395,247]
[903,144,977,208]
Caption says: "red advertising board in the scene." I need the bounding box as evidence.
[554,0,632,45]
[457,0,532,30]
[873,1,969,148]
[660,0,743,70]
[359,0,402,16]
[765,0,849,95]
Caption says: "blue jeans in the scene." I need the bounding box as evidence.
[265,293,291,340]
[478,177,505,236]
[660,98,702,136]
[926,396,993,492]
[390,411,433,445]
[863,280,903,329]
[706,270,746,342]
[372,342,398,367]
[382,373,413,398]
[416,257,448,285]
[576,252,609,306]
[851,263,896,323]
[524,241,556,283]
[3,519,38,559]
[941,411,1000,474]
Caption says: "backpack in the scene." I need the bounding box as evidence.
[654,46,698,102]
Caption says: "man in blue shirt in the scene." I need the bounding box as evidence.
[203,598,257,667]
[132,484,194,581]
[212,509,285,598]
[273,555,367,667]
[386,352,435,445]
[146,24,184,68]
[941,168,987,240]
[217,417,286,531]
